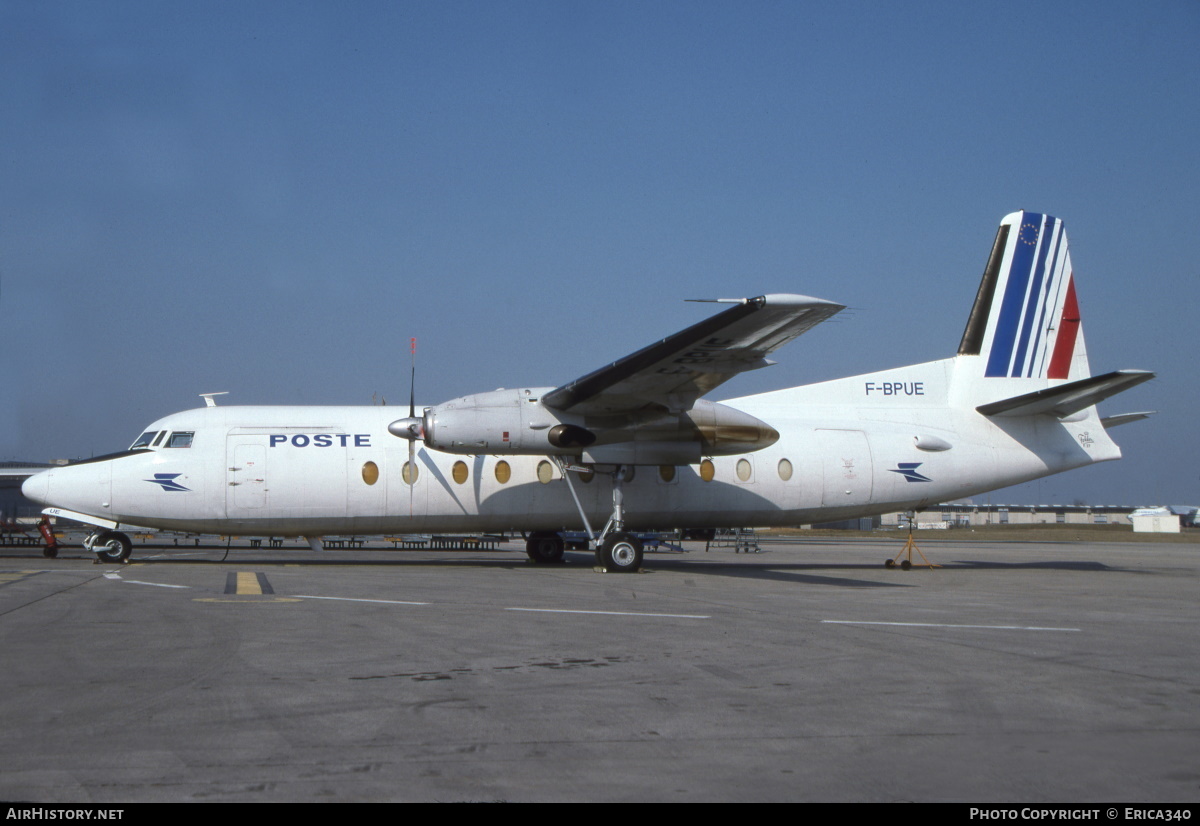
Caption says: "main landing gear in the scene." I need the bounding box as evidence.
[84,530,133,564]
[525,531,565,564]
[541,459,644,573]
[525,529,644,573]
[596,531,643,573]
[591,465,644,573]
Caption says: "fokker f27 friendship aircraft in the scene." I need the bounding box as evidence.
[22,211,1154,571]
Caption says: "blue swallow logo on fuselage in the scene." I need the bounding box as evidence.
[146,473,191,492]
[889,463,932,483]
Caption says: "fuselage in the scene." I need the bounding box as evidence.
[21,355,1120,538]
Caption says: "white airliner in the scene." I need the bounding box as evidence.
[22,211,1154,571]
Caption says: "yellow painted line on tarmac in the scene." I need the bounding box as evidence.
[198,571,296,603]
[223,571,274,595]
[0,571,38,585]
[236,571,262,595]
[194,597,302,603]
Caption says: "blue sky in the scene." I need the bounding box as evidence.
[2,1,1197,506]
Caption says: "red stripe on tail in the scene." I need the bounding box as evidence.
[1047,276,1080,379]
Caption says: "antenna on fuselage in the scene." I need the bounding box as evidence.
[200,392,229,408]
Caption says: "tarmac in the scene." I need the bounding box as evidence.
[1,535,1197,802]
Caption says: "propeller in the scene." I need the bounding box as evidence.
[404,338,418,514]
[386,341,426,436]
[384,339,427,516]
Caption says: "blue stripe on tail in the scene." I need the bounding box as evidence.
[1012,216,1059,376]
[985,214,1043,377]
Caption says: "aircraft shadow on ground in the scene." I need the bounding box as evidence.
[944,559,1124,572]
[3,548,1137,582]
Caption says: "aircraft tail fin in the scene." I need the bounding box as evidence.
[957,211,1090,382]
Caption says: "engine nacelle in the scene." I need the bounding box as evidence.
[395,388,778,463]
[420,387,564,453]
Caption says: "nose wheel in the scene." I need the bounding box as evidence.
[85,530,133,564]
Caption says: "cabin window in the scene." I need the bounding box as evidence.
[699,459,715,482]
[452,461,469,485]
[361,461,379,485]
[495,460,511,484]
[777,458,793,481]
[130,431,159,449]
[536,460,554,484]
[165,431,194,448]
[736,458,753,482]
[658,465,676,483]
[402,461,418,485]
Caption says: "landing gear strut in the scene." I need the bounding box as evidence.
[553,458,644,573]
[592,465,643,572]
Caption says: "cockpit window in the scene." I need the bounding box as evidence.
[130,431,160,449]
[151,431,166,447]
[165,431,194,448]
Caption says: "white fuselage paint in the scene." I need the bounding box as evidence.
[26,354,1120,538]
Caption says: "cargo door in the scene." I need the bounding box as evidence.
[818,429,874,507]
[226,437,267,515]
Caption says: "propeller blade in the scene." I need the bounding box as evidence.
[408,336,417,419]
[409,337,417,516]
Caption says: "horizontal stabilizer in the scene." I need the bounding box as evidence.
[976,370,1154,419]
[1101,411,1156,429]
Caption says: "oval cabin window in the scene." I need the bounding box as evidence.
[736,458,752,482]
[362,461,379,486]
[777,458,794,481]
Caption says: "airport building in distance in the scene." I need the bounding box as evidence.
[877,502,1196,530]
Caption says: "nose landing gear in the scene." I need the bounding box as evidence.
[84,530,133,564]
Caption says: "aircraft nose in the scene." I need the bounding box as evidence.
[22,470,50,506]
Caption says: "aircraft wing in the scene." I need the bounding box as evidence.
[542,294,843,416]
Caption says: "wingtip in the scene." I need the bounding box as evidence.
[760,293,845,310]
[686,294,843,310]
